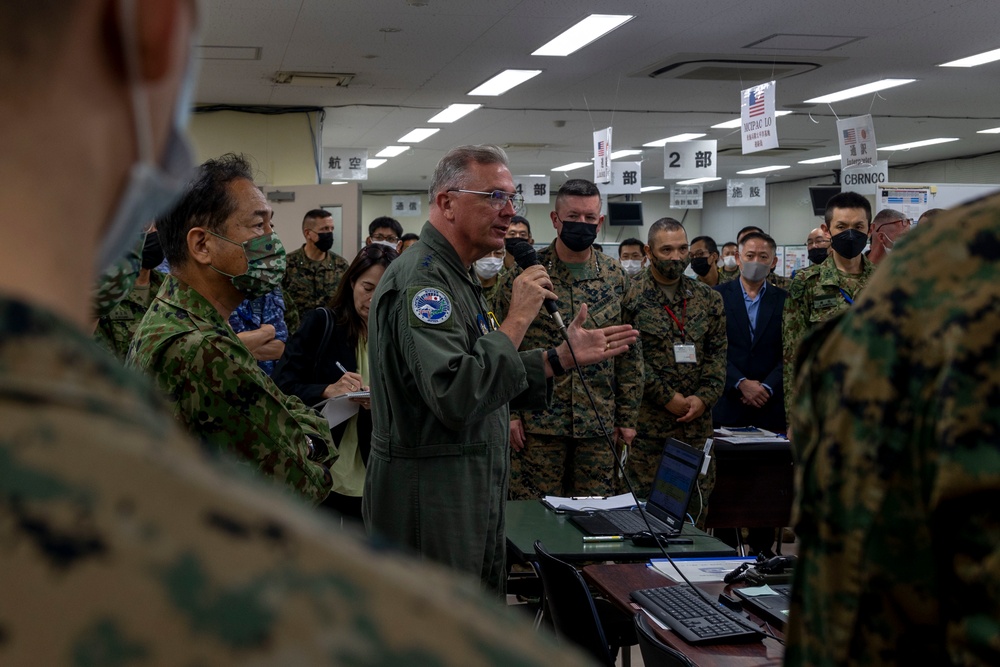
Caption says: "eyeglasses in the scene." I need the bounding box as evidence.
[806,237,831,249]
[370,233,399,243]
[448,189,525,213]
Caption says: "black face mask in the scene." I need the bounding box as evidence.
[690,256,712,277]
[830,229,868,260]
[505,237,527,254]
[141,231,164,270]
[808,247,828,265]
[314,231,334,253]
[558,220,598,252]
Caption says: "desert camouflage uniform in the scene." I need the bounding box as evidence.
[94,270,164,360]
[282,244,350,332]
[127,274,335,504]
[493,244,643,499]
[785,194,1000,666]
[626,272,726,525]
[0,295,589,667]
[781,253,875,417]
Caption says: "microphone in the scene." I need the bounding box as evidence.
[507,240,565,331]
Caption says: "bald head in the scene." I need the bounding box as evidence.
[806,227,830,249]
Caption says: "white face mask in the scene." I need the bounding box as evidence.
[621,259,643,276]
[722,255,738,269]
[474,257,503,280]
[97,0,199,273]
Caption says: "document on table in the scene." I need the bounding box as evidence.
[541,492,638,513]
[649,557,755,583]
[314,395,363,428]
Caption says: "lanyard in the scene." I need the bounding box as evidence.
[663,299,687,341]
[838,288,854,306]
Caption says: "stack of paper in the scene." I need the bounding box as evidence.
[540,493,637,513]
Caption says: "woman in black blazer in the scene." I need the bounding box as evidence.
[274,244,397,520]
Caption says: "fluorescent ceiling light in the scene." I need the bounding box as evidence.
[804,78,916,104]
[978,126,1000,134]
[676,177,721,185]
[711,110,793,129]
[376,146,408,158]
[939,47,1000,67]
[398,128,440,143]
[532,14,634,57]
[330,181,347,185]
[736,165,790,174]
[879,137,959,151]
[640,185,665,192]
[609,149,643,159]
[643,133,706,147]
[529,174,546,177]
[551,162,591,171]
[366,159,387,169]
[428,104,481,123]
[468,69,542,96]
[798,154,842,164]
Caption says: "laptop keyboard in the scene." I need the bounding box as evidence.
[631,585,764,645]
[596,509,674,535]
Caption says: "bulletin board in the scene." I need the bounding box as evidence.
[877,182,1000,221]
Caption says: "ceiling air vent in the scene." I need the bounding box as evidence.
[631,53,845,83]
[274,72,355,87]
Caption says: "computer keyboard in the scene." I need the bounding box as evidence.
[631,584,764,645]
[596,509,673,535]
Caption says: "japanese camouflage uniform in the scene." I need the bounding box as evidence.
[363,222,552,595]
[781,252,875,417]
[91,231,144,319]
[492,245,643,499]
[94,270,165,360]
[127,274,335,504]
[0,295,589,667]
[626,272,726,525]
[281,244,350,333]
[767,271,791,291]
[785,194,1000,666]
[718,266,740,284]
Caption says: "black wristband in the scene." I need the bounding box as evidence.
[546,347,566,376]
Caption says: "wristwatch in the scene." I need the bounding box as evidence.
[546,347,566,376]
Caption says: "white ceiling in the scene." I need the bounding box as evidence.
[196,0,1000,193]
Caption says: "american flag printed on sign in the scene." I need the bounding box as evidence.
[843,128,857,144]
[597,141,606,156]
[748,89,766,117]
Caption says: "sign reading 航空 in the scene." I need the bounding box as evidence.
[741,81,777,154]
[323,148,369,181]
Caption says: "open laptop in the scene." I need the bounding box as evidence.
[571,438,704,537]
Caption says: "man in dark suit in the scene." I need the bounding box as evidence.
[713,231,787,433]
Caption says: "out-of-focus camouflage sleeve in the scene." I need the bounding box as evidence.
[695,288,727,407]
[613,270,644,428]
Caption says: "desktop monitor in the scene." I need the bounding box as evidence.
[607,201,643,226]
[808,186,841,216]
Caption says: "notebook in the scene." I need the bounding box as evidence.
[570,438,704,537]
[734,584,792,629]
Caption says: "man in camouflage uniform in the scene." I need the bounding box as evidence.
[281,208,350,332]
[2,3,590,665]
[718,241,740,283]
[128,154,335,504]
[785,194,1000,666]
[782,191,875,419]
[493,178,643,499]
[627,218,726,525]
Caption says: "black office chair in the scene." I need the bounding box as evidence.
[634,612,696,667]
[532,540,634,667]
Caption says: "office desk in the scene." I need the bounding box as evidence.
[582,563,785,667]
[506,499,737,565]
[704,438,793,529]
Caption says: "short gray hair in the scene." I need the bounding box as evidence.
[429,145,509,200]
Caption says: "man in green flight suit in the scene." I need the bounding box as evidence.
[364,145,640,595]
[128,154,335,504]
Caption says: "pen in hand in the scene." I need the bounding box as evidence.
[335,361,349,374]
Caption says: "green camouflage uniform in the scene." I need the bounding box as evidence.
[127,274,335,504]
[91,231,144,319]
[94,270,164,360]
[281,244,350,332]
[781,253,875,417]
[0,295,589,667]
[493,244,643,499]
[767,271,791,291]
[718,266,740,284]
[785,194,1000,666]
[626,272,726,524]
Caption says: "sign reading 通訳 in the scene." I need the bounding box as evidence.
[727,178,767,207]
[513,176,551,204]
[670,184,703,209]
[596,162,642,195]
[322,147,368,181]
[391,196,422,217]
[664,140,717,180]
[741,81,778,154]
[837,115,877,171]
[594,127,612,184]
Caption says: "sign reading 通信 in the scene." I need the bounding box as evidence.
[594,127,612,184]
[664,140,717,180]
[670,184,704,209]
[837,115,878,171]
[391,196,422,217]
[726,178,767,207]
[741,81,778,154]
[596,162,642,195]
[513,176,551,204]
[322,147,369,181]
[842,160,888,196]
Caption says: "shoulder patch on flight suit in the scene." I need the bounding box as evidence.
[408,286,453,327]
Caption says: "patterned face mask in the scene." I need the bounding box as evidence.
[208,231,286,300]
[652,257,689,281]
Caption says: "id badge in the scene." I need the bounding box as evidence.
[674,343,697,364]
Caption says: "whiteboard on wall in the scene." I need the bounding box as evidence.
[877,182,1000,220]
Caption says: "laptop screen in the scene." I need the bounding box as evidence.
[647,438,703,527]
